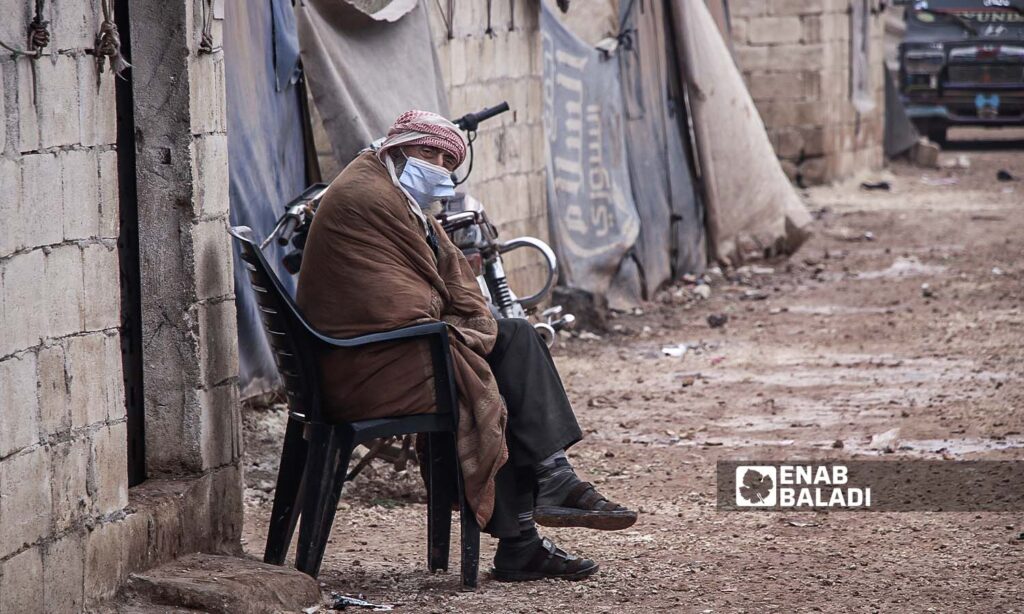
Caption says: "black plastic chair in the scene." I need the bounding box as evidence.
[228,226,480,589]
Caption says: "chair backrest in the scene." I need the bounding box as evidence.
[229,226,322,422]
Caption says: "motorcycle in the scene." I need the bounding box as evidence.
[263,102,575,346]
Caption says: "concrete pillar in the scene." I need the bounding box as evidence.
[127,0,239,477]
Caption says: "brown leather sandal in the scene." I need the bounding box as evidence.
[534,481,638,531]
[492,537,599,582]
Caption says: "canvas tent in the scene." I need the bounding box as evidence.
[670,0,811,265]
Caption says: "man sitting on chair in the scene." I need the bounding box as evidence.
[296,110,636,582]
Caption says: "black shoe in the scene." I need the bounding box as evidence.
[534,481,638,531]
[492,537,599,582]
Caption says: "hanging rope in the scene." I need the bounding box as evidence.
[28,0,50,56]
[198,0,221,54]
[95,0,131,79]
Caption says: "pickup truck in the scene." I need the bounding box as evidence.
[898,0,1024,143]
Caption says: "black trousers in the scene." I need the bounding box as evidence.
[482,318,583,538]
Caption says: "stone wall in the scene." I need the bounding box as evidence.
[730,0,886,185]
[0,0,241,609]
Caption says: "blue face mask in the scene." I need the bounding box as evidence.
[399,155,456,207]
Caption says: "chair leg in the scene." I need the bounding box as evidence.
[426,432,454,572]
[264,417,308,565]
[457,459,480,590]
[295,424,354,578]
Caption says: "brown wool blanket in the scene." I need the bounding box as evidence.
[296,152,508,526]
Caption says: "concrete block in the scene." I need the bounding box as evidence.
[449,37,467,87]
[730,17,749,45]
[78,55,118,147]
[188,55,227,135]
[81,243,121,331]
[37,54,81,149]
[22,153,64,249]
[799,156,829,185]
[127,553,321,614]
[190,134,229,218]
[48,0,99,49]
[200,384,239,469]
[17,59,39,152]
[765,43,826,71]
[0,353,39,457]
[61,162,101,247]
[37,342,70,434]
[98,149,120,239]
[746,71,820,101]
[1,249,46,355]
[730,0,766,18]
[44,243,85,338]
[0,546,43,612]
[192,219,234,302]
[42,530,86,613]
[747,17,803,45]
[0,159,20,257]
[772,129,804,160]
[0,62,5,152]
[90,422,129,514]
[197,300,238,388]
[209,465,243,546]
[0,446,51,558]
[104,333,126,422]
[50,438,90,531]
[802,15,823,44]
[67,332,109,427]
[85,520,125,603]
[0,3,30,55]
[768,0,825,16]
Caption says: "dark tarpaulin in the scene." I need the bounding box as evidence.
[884,66,920,158]
[619,0,706,296]
[541,1,643,308]
[225,0,308,397]
[295,0,449,168]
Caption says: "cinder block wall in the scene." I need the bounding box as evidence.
[0,0,241,609]
[730,0,886,185]
[0,2,128,611]
[426,2,550,294]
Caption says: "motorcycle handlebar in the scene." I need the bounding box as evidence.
[452,102,510,132]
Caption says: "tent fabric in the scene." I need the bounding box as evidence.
[225,0,309,397]
[619,0,705,297]
[670,0,811,266]
[884,66,920,158]
[295,0,449,168]
[540,1,643,306]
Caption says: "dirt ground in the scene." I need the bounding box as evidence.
[241,128,1024,613]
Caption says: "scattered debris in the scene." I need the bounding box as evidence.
[831,439,844,449]
[679,374,700,387]
[857,257,947,280]
[992,267,1005,276]
[921,283,934,298]
[941,155,971,170]
[707,314,729,328]
[576,331,602,341]
[661,344,688,358]
[693,284,712,300]
[330,593,394,611]
[911,138,941,168]
[784,519,820,528]
[860,180,891,191]
[740,289,769,301]
[824,226,875,242]
[920,175,959,187]
[868,428,901,453]
[996,169,1016,182]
